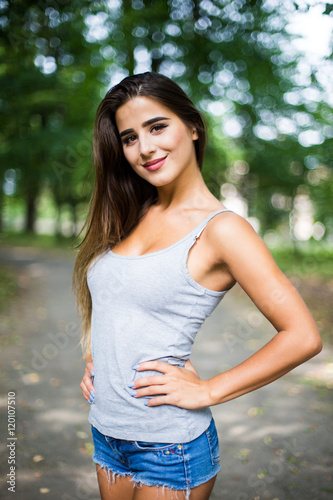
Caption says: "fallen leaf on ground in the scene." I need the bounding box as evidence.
[247,407,264,416]
[77,431,88,439]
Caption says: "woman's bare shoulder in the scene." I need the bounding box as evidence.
[208,209,251,233]
[205,211,269,261]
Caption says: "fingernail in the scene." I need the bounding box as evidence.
[128,382,135,388]
[132,364,139,370]
[144,401,149,406]
[129,389,137,397]
[90,390,95,397]
[90,370,95,376]
[88,399,92,404]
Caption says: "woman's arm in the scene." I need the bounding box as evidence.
[203,213,322,405]
[132,213,322,409]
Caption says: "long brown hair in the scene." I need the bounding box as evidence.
[72,72,207,359]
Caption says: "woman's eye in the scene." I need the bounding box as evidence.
[123,135,136,145]
[151,124,168,133]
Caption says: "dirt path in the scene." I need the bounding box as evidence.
[0,246,332,500]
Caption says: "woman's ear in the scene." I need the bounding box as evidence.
[192,128,199,140]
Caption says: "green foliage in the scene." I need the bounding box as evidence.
[271,245,333,279]
[0,0,332,237]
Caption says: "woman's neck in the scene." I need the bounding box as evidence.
[154,166,215,212]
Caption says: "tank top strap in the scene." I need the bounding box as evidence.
[181,208,232,295]
[192,208,232,242]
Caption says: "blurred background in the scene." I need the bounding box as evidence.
[0,1,333,499]
[1,0,332,245]
[1,0,333,342]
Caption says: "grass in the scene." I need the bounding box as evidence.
[270,246,333,280]
[0,265,19,313]
[0,231,79,254]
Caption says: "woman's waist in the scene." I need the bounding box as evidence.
[92,354,188,388]
[89,400,212,443]
[92,344,191,371]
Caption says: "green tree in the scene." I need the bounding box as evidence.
[1,0,332,238]
[0,0,103,232]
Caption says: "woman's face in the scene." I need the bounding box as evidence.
[115,96,199,187]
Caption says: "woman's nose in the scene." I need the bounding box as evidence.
[139,135,156,158]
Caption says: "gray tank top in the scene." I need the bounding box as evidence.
[87,208,231,443]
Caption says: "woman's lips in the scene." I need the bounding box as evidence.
[142,156,167,171]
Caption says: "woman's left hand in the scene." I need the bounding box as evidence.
[130,360,211,409]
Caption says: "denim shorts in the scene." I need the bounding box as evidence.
[90,418,220,497]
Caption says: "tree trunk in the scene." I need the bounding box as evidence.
[0,191,4,232]
[70,199,77,236]
[55,203,62,238]
[122,0,135,74]
[151,51,163,72]
[25,188,38,232]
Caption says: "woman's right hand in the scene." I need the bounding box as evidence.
[80,360,95,404]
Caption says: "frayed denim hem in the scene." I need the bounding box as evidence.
[92,458,191,500]
[92,459,134,490]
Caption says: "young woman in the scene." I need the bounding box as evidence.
[73,72,322,500]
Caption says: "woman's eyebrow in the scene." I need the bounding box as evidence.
[119,116,170,138]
